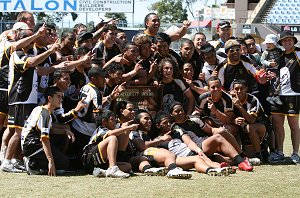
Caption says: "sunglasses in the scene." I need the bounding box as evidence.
[229,48,240,53]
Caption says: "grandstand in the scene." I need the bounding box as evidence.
[224,0,300,43]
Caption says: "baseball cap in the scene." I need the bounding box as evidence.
[77,31,93,43]
[262,34,278,45]
[224,39,240,53]
[12,22,31,31]
[277,30,298,46]
[218,21,231,29]
[200,43,215,53]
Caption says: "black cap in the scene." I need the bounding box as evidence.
[200,43,215,53]
[218,21,231,29]
[77,31,93,43]
[278,30,298,46]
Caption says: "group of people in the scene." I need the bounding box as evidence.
[0,11,299,179]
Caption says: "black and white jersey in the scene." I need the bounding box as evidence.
[88,127,110,145]
[21,106,52,151]
[92,41,121,63]
[202,54,226,81]
[218,59,259,93]
[198,91,234,126]
[233,93,268,124]
[52,105,78,124]
[0,38,13,91]
[159,78,190,112]
[279,47,300,96]
[33,45,56,104]
[71,83,103,136]
[8,48,38,105]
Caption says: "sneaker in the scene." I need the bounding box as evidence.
[106,165,130,178]
[23,157,40,175]
[12,158,26,171]
[273,96,282,105]
[144,167,168,176]
[238,161,253,171]
[290,153,300,164]
[207,167,229,176]
[0,162,23,173]
[166,167,192,179]
[266,96,275,105]
[0,146,7,165]
[93,167,106,177]
[268,152,285,163]
[248,157,261,166]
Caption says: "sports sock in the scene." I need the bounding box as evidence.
[233,155,244,164]
[205,167,213,174]
[142,165,152,173]
[168,163,177,171]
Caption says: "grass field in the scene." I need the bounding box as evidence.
[1,123,300,198]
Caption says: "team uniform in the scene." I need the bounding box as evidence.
[233,93,272,146]
[92,41,121,63]
[65,68,89,112]
[33,44,56,105]
[81,127,110,173]
[273,47,300,115]
[21,106,69,171]
[172,118,208,147]
[7,48,38,128]
[130,130,161,165]
[0,37,13,115]
[197,91,234,127]
[202,54,226,82]
[158,79,191,113]
[71,83,103,153]
[218,57,260,94]
[190,80,206,101]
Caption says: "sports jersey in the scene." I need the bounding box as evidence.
[52,105,78,124]
[233,93,269,124]
[92,41,121,63]
[202,54,226,81]
[8,48,38,105]
[279,47,300,96]
[88,127,109,145]
[33,44,56,104]
[21,106,52,153]
[218,57,259,93]
[198,91,234,126]
[158,78,190,112]
[0,38,13,91]
[71,83,103,136]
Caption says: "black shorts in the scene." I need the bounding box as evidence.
[0,90,8,115]
[8,104,36,128]
[271,96,300,115]
[82,143,108,174]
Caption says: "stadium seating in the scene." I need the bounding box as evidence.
[265,0,300,24]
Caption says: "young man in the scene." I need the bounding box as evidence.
[272,30,300,164]
[82,110,138,178]
[209,21,231,56]
[130,109,192,179]
[231,80,272,162]
[197,76,237,136]
[22,86,69,176]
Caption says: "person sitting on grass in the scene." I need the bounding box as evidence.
[82,110,139,178]
[130,109,192,179]
[168,102,253,171]
[231,80,272,164]
[154,111,235,176]
[21,86,69,176]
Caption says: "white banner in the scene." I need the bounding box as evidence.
[0,0,134,13]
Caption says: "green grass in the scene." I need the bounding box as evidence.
[1,123,300,198]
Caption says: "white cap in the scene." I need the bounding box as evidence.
[12,22,31,31]
[262,34,278,45]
